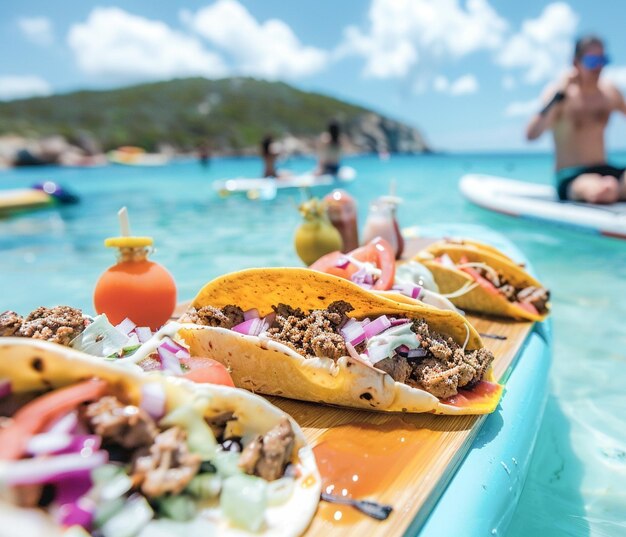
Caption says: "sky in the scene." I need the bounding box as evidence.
[2,0,626,152]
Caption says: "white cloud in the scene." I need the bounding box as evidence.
[337,0,508,79]
[433,74,479,95]
[433,76,449,93]
[67,7,226,82]
[502,75,516,90]
[449,74,479,95]
[0,75,51,101]
[604,66,626,91]
[181,0,327,79]
[504,98,540,117]
[497,2,578,84]
[18,16,54,46]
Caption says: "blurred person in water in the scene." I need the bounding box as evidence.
[261,135,280,177]
[526,35,626,204]
[260,135,291,178]
[315,120,342,176]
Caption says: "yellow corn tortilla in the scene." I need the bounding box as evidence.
[181,267,503,415]
[0,338,320,537]
[414,240,550,321]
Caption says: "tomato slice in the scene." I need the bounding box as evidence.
[515,301,539,316]
[0,379,109,460]
[180,357,235,387]
[367,238,395,290]
[458,266,501,297]
[309,239,396,291]
[309,251,359,279]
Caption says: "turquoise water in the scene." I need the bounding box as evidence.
[1,153,625,536]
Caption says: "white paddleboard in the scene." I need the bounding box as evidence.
[213,166,356,200]
[460,174,626,240]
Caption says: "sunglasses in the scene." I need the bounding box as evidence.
[581,54,610,70]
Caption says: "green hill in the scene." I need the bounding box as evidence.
[0,77,429,154]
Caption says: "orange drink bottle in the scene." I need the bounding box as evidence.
[93,208,177,330]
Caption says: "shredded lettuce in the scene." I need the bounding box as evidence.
[159,401,217,461]
[70,315,133,357]
[220,474,268,532]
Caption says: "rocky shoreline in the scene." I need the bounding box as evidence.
[0,77,431,168]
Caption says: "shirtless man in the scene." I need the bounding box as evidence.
[526,35,626,204]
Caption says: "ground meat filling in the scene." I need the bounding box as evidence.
[267,301,353,359]
[132,426,201,497]
[239,418,295,481]
[206,301,494,399]
[517,286,550,314]
[84,396,158,449]
[1,306,87,346]
[0,311,23,337]
[181,305,244,328]
[408,319,493,399]
[472,267,550,313]
[375,320,493,399]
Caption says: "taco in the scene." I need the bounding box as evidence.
[0,306,234,386]
[0,338,320,537]
[176,268,503,415]
[413,239,550,321]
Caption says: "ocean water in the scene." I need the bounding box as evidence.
[1,153,625,536]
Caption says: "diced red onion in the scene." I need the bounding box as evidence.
[0,378,11,399]
[361,318,371,326]
[363,316,392,339]
[115,318,136,335]
[232,318,257,335]
[57,497,95,530]
[395,345,410,356]
[407,348,427,359]
[55,473,93,505]
[158,337,188,355]
[55,474,95,530]
[175,349,190,360]
[232,318,268,337]
[340,319,366,346]
[141,383,166,420]
[2,450,108,486]
[394,345,427,359]
[358,283,373,290]
[46,411,79,435]
[135,327,152,343]
[157,346,183,375]
[335,256,350,269]
[243,308,260,321]
[27,434,101,456]
[390,318,410,327]
[351,267,374,285]
[392,283,423,300]
[367,344,393,365]
[264,312,276,326]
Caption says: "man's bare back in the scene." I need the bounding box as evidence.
[525,36,626,204]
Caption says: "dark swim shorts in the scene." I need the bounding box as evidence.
[556,164,625,201]
[321,163,340,175]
